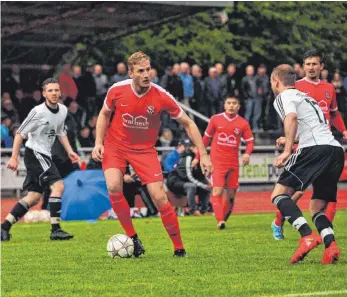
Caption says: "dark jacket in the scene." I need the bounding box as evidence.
[160,74,184,101]
[241,76,262,100]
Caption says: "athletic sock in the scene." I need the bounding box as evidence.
[158,202,184,250]
[1,200,29,231]
[49,197,62,231]
[272,194,312,237]
[325,202,337,223]
[223,198,235,221]
[312,211,335,248]
[109,193,136,237]
[274,210,285,226]
[210,195,224,223]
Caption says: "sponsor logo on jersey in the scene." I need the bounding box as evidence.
[318,100,329,113]
[122,113,149,129]
[45,129,56,138]
[217,132,237,147]
[325,91,330,100]
[234,128,240,135]
[147,105,155,115]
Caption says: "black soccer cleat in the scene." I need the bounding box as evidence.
[50,229,74,241]
[132,237,145,258]
[174,249,187,257]
[1,228,11,241]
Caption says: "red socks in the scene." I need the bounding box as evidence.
[274,210,285,226]
[109,193,136,237]
[158,202,184,250]
[210,195,224,223]
[325,202,337,222]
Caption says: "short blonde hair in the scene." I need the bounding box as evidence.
[127,52,150,71]
[271,64,296,86]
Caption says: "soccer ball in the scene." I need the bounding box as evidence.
[107,234,134,258]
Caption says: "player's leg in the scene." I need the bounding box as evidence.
[271,183,319,263]
[183,182,201,215]
[223,167,238,223]
[1,191,41,241]
[210,167,228,229]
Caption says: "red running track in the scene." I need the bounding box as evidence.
[1,190,346,220]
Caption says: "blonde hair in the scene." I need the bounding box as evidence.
[271,64,296,86]
[127,52,150,71]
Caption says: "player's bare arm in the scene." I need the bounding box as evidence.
[6,133,24,171]
[175,112,213,176]
[274,113,297,168]
[58,135,80,163]
[93,106,112,161]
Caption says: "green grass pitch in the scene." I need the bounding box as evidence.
[2,212,346,297]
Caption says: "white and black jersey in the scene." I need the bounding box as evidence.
[274,89,341,149]
[17,103,67,157]
[274,89,344,199]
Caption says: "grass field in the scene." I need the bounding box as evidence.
[2,212,347,297]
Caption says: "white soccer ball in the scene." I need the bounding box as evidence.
[31,210,40,223]
[107,234,134,259]
[38,210,50,222]
[24,211,34,223]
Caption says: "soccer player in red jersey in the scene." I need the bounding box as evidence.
[195,96,254,229]
[92,52,213,257]
[272,49,347,240]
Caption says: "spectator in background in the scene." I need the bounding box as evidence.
[331,72,347,125]
[68,101,87,130]
[221,63,240,99]
[11,89,27,123]
[78,127,93,148]
[1,116,12,147]
[204,67,223,117]
[293,63,304,80]
[215,62,224,76]
[161,65,184,102]
[110,62,129,84]
[150,68,159,84]
[1,98,19,125]
[1,64,21,96]
[20,89,45,118]
[256,64,270,131]
[179,63,194,116]
[58,64,78,101]
[93,64,108,112]
[162,140,187,173]
[191,64,206,131]
[72,65,83,93]
[156,128,174,148]
[242,65,262,132]
[36,64,52,90]
[79,62,97,115]
[321,69,329,82]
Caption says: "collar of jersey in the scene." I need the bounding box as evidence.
[303,77,321,85]
[222,113,238,122]
[45,102,59,114]
[131,81,152,98]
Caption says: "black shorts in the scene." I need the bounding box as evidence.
[277,145,345,202]
[23,148,62,193]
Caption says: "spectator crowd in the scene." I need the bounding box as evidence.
[2,61,347,149]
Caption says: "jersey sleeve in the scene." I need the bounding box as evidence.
[56,109,68,137]
[204,117,215,138]
[161,91,183,119]
[274,95,297,120]
[330,87,338,112]
[17,108,41,139]
[104,87,116,111]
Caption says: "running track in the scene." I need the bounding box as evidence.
[1,190,346,220]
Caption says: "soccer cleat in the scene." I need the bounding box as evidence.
[174,249,187,257]
[217,221,226,230]
[290,232,320,264]
[271,220,284,240]
[1,228,11,241]
[50,229,74,240]
[132,237,145,258]
[322,241,340,264]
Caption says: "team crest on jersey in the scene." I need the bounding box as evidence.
[234,128,240,135]
[147,105,155,115]
[325,91,330,100]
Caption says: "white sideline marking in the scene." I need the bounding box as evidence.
[284,290,347,296]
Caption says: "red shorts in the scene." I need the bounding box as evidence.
[211,165,239,189]
[102,145,163,185]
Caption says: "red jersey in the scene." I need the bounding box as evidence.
[104,79,183,150]
[205,113,254,166]
[295,78,337,125]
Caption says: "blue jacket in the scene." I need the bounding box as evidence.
[179,73,194,98]
[162,150,180,172]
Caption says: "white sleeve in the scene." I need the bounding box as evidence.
[16,109,40,139]
[274,94,297,121]
[56,108,68,136]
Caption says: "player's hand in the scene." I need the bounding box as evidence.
[191,158,199,168]
[274,151,291,168]
[242,153,250,165]
[7,157,18,171]
[200,154,213,177]
[92,144,104,162]
[276,136,286,148]
[342,131,347,141]
[68,151,80,164]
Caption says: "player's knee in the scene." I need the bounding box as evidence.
[23,192,42,207]
[50,180,64,197]
[292,191,304,202]
[107,183,123,194]
[212,187,223,196]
